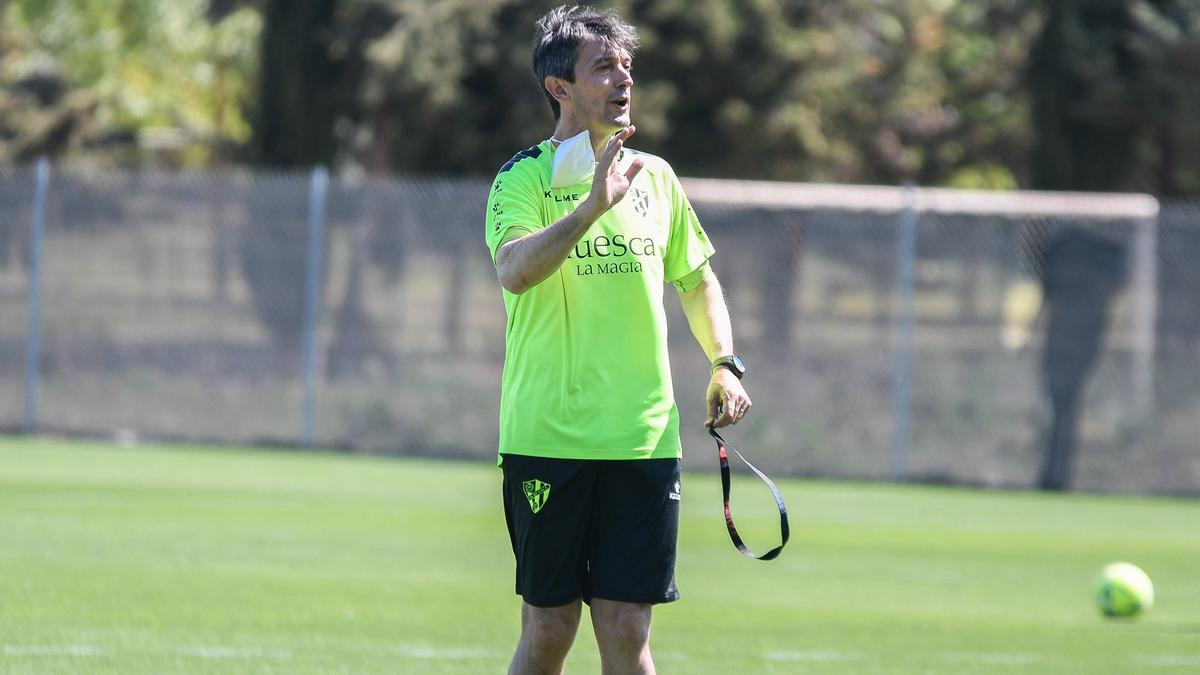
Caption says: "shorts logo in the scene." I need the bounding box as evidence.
[523,479,551,514]
[669,481,681,501]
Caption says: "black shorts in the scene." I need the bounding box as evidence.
[501,454,681,608]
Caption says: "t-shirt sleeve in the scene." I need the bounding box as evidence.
[485,167,543,264]
[662,165,716,284]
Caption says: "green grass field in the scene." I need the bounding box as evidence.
[2,437,1198,674]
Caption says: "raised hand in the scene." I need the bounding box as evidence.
[581,126,645,220]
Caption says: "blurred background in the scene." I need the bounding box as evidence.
[2,0,1199,494]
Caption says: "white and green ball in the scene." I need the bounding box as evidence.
[1096,562,1154,618]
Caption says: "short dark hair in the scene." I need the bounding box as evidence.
[532,5,639,120]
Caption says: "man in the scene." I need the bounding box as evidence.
[484,6,751,674]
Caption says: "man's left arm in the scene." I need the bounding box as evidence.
[677,265,751,428]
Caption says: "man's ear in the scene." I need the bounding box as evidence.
[545,76,571,104]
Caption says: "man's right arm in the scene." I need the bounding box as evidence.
[495,205,602,295]
[495,126,645,295]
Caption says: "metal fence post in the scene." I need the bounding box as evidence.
[891,183,919,481]
[23,157,49,434]
[301,166,329,447]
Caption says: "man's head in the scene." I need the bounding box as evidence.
[533,5,639,131]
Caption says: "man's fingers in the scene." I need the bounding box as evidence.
[711,393,736,428]
[599,125,636,171]
[624,157,645,182]
[721,395,751,426]
[597,140,623,173]
[706,392,722,428]
[724,400,740,425]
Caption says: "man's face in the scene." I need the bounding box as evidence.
[566,36,633,132]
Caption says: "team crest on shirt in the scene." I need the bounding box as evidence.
[523,479,551,514]
[631,187,649,218]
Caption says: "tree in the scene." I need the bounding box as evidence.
[1029,0,1200,194]
[1028,1,1143,191]
[250,0,339,166]
[3,0,1052,186]
[1,0,259,163]
[1128,0,1200,195]
[353,0,1041,187]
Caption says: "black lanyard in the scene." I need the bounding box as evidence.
[709,426,789,561]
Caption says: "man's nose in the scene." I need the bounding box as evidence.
[616,64,633,87]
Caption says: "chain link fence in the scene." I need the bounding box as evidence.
[1,162,1197,494]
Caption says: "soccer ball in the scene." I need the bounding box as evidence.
[1096,562,1154,618]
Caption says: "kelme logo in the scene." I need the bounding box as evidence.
[523,479,551,514]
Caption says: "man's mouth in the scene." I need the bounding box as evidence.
[610,95,630,111]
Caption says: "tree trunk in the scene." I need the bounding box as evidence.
[252,0,340,167]
[1028,0,1141,192]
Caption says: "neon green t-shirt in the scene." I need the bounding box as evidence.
[484,139,715,461]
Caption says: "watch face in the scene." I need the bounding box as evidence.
[713,355,746,378]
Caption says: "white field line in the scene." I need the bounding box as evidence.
[394,644,505,659]
[183,647,291,659]
[3,645,103,657]
[940,651,1041,665]
[764,650,865,662]
[1137,655,1200,667]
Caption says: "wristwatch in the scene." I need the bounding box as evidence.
[711,354,746,380]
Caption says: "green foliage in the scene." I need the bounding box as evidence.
[343,0,1041,186]
[624,0,1040,185]
[5,0,1199,193]
[352,0,559,172]
[1,0,260,163]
